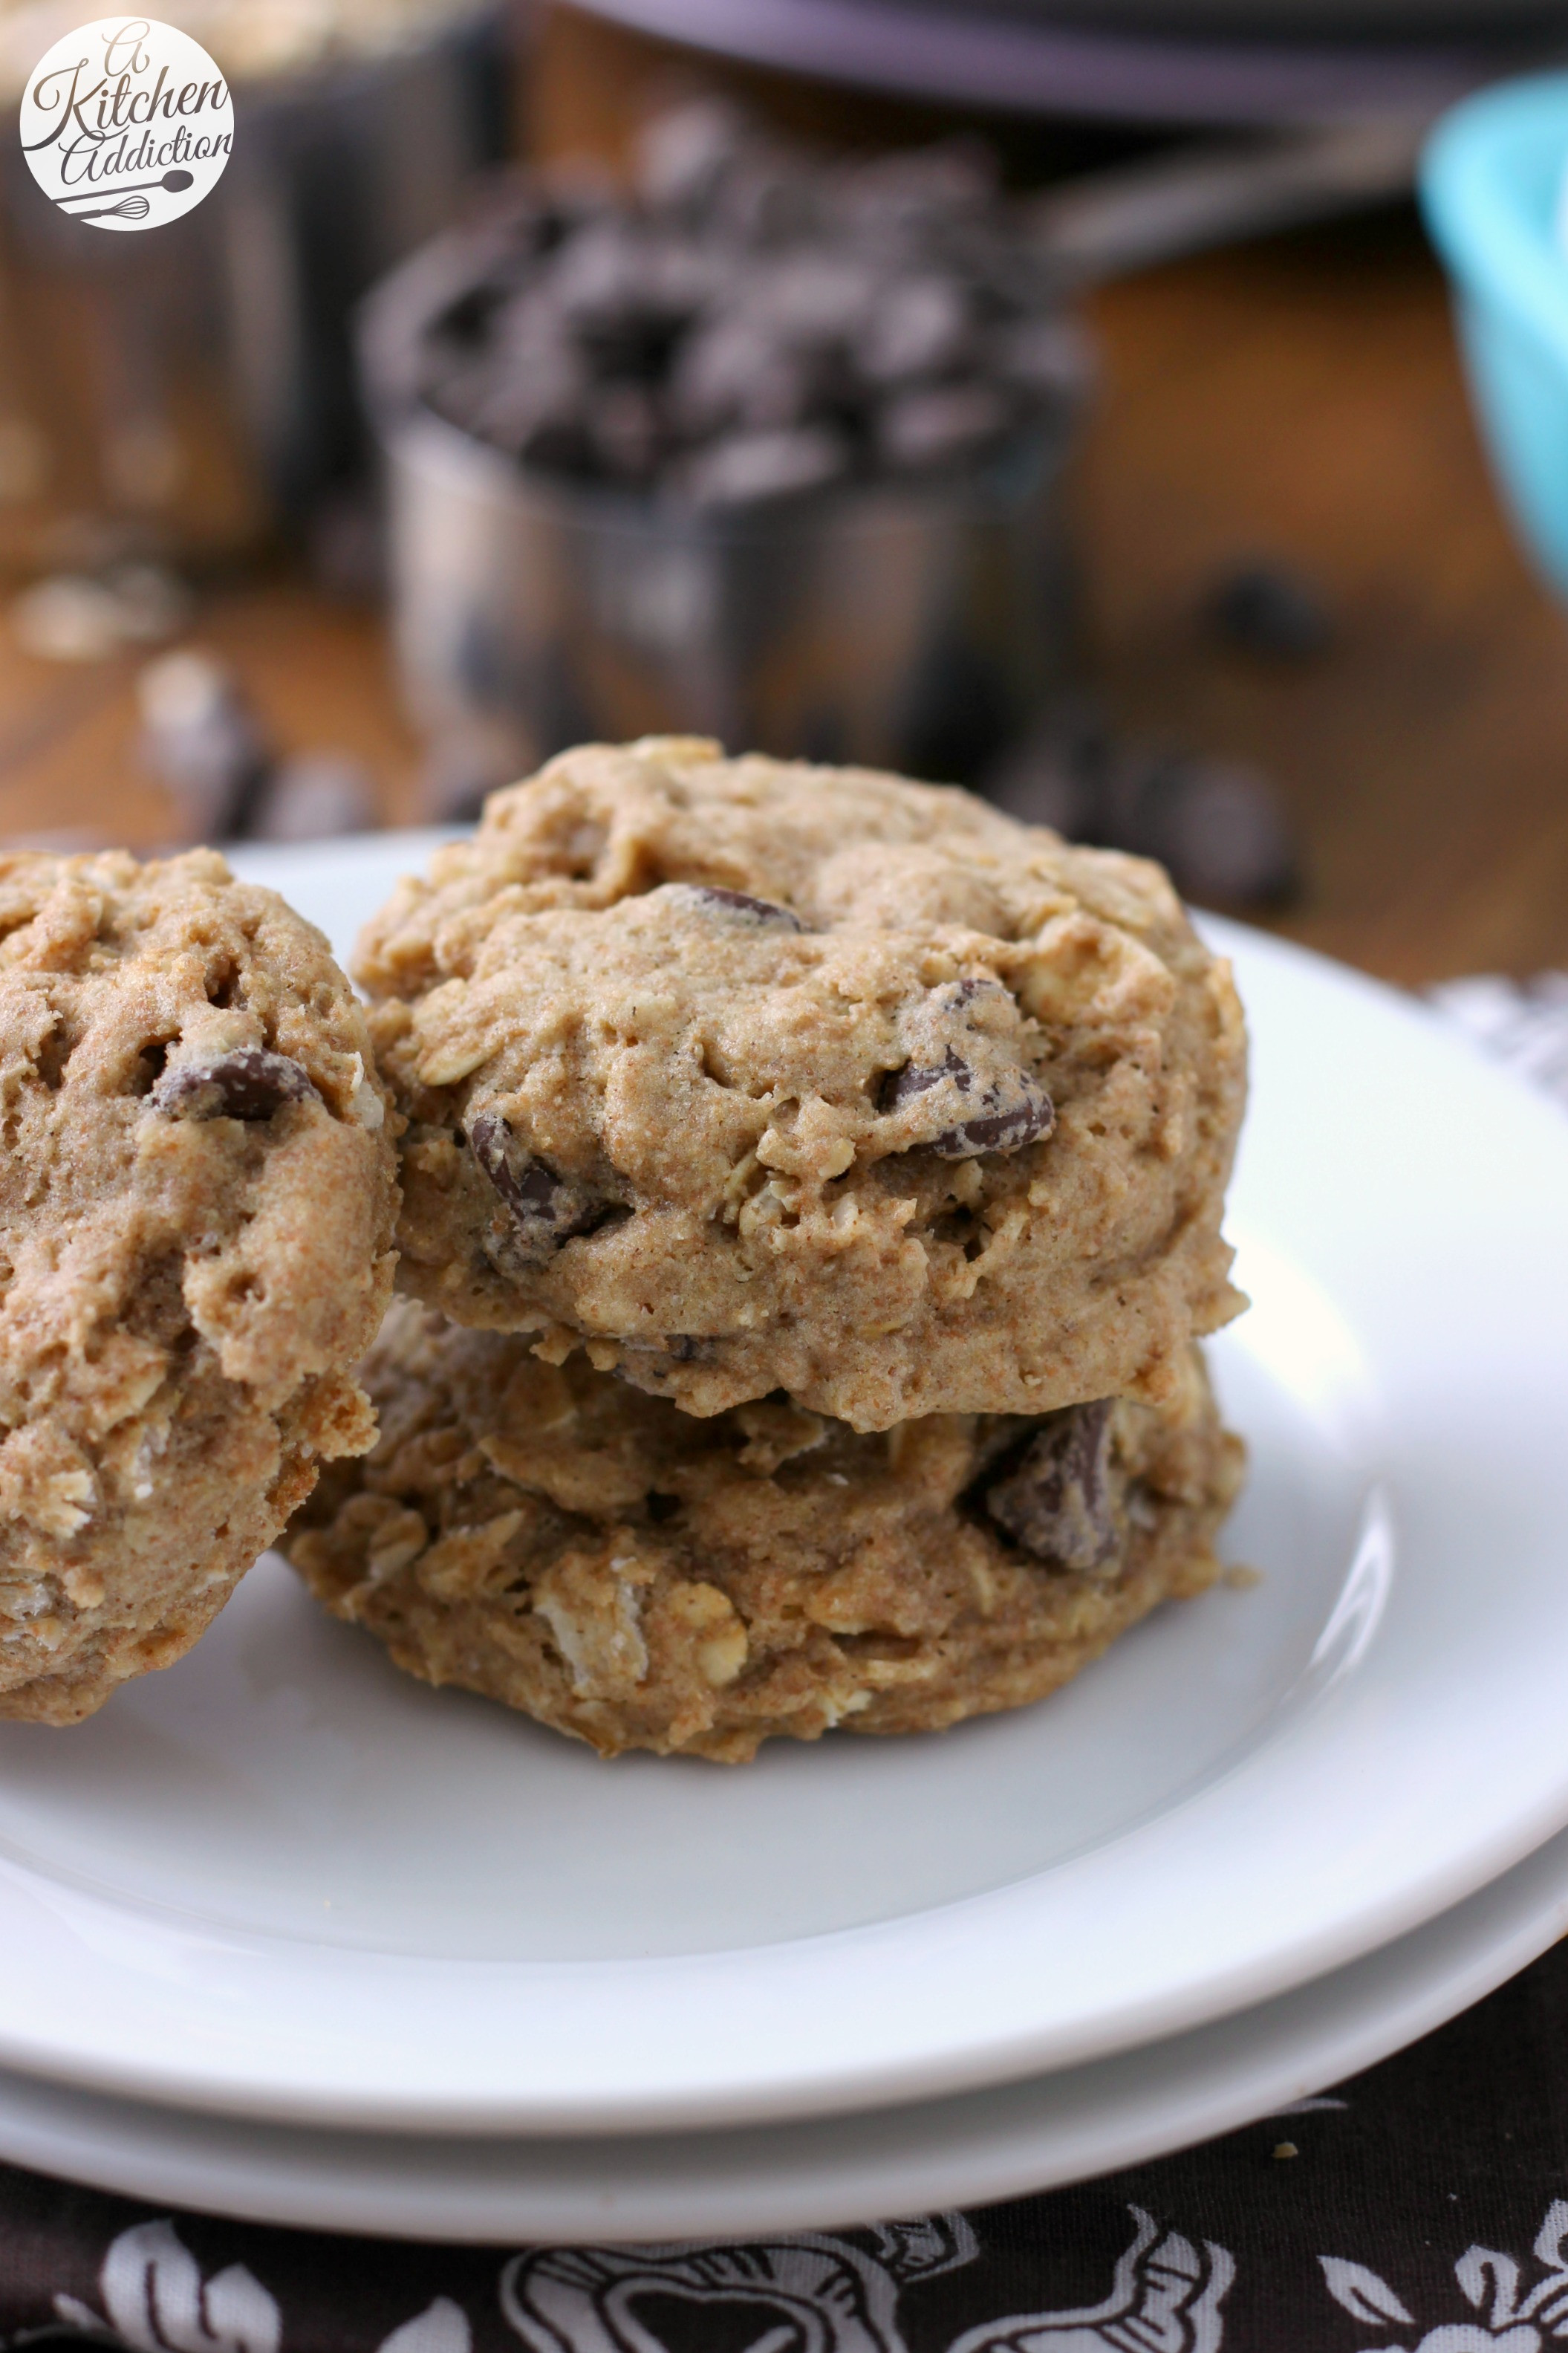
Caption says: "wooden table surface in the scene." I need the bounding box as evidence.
[1,114,1565,989]
[1080,210,1568,989]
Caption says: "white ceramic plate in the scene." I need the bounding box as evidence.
[0,834,1563,2138]
[4,1818,1567,2242]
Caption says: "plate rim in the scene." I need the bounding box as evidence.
[1,1819,1565,2242]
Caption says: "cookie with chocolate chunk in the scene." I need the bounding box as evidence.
[357,739,1246,1432]
[284,1301,1243,1762]
[0,849,399,1724]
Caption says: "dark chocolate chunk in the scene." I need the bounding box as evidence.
[1099,752,1298,911]
[667,317,824,439]
[685,883,807,930]
[855,274,973,386]
[151,1048,317,1122]
[935,1094,1054,1156]
[680,426,850,511]
[515,415,601,481]
[1206,561,1332,661]
[992,317,1095,407]
[838,140,999,238]
[752,253,878,348]
[635,97,748,217]
[545,223,714,380]
[876,381,1013,474]
[882,1042,966,1109]
[1155,760,1298,909]
[713,157,822,247]
[983,711,1102,838]
[883,1042,1053,1159]
[468,1111,607,1265]
[583,383,666,484]
[984,1400,1121,1571]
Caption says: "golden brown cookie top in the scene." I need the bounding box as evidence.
[358,740,1246,1430]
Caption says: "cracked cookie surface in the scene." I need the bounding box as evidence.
[358,739,1246,1430]
[284,1300,1244,1762]
[0,849,399,1723]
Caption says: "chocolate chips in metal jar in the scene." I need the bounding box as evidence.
[881,978,1053,1160]
[983,1399,1122,1572]
[414,100,1085,514]
[466,1110,611,1269]
[151,1047,319,1122]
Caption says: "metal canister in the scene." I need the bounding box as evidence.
[360,224,1078,811]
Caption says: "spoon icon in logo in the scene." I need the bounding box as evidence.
[54,169,195,214]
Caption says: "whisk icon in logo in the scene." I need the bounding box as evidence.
[19,16,232,230]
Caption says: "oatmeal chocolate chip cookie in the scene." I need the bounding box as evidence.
[284,1300,1244,1763]
[0,849,399,1724]
[357,739,1247,1431]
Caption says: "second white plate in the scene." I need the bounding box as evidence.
[3,1819,1566,2242]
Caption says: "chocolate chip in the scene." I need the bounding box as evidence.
[583,382,666,484]
[838,140,999,238]
[1099,751,1298,910]
[667,317,824,439]
[635,96,748,216]
[876,381,1014,475]
[682,883,807,930]
[1206,560,1331,661]
[855,275,973,386]
[468,1111,607,1265]
[882,1044,963,1109]
[882,995,1054,1159]
[991,317,1094,408]
[751,253,878,348]
[889,1045,1053,1158]
[936,1096,1053,1155]
[983,1400,1121,1570]
[151,1048,318,1122]
[680,426,850,512]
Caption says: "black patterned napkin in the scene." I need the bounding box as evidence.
[0,976,1563,2350]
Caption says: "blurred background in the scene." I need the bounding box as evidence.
[4,0,1568,986]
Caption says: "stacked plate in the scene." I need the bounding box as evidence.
[0,831,1564,2244]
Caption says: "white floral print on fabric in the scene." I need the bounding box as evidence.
[500,2207,1232,2353]
[1321,2197,1568,2349]
[501,2233,915,2353]
[374,2302,472,2353]
[52,2222,471,2353]
[55,2221,280,2353]
[862,2216,980,2282]
[38,2199,1234,2353]
[949,2207,1234,2353]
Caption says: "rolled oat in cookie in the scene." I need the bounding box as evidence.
[0,849,399,1724]
[358,739,1246,1432]
[284,1302,1245,1762]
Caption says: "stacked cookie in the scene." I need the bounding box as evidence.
[285,739,1249,1762]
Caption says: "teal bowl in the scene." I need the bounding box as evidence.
[1422,74,1568,602]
